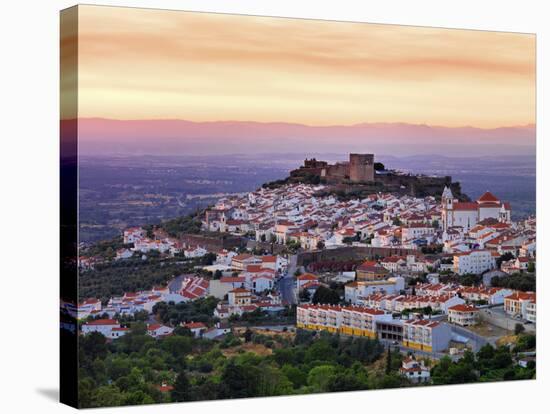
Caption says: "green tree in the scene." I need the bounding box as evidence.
[161,335,193,360]
[220,361,258,398]
[171,372,191,402]
[304,339,337,363]
[281,364,307,389]
[307,365,336,392]
[80,332,108,361]
[514,323,525,335]
[92,385,125,407]
[327,372,364,392]
[299,289,311,302]
[173,326,193,337]
[385,347,392,374]
[244,328,253,343]
[496,252,514,268]
[256,364,293,396]
[78,378,95,408]
[200,252,217,266]
[124,390,154,405]
[312,286,340,305]
[514,334,536,352]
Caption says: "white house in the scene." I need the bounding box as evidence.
[209,277,246,299]
[401,224,435,242]
[296,273,319,291]
[216,250,238,265]
[453,250,495,275]
[147,324,174,338]
[399,357,431,383]
[82,319,121,336]
[109,327,130,339]
[250,275,274,293]
[231,254,262,271]
[447,304,479,326]
[116,248,134,260]
[345,277,405,304]
[184,246,208,259]
[504,292,536,321]
[182,321,207,338]
[78,298,102,319]
[123,227,146,244]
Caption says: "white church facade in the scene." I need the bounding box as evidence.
[441,187,511,232]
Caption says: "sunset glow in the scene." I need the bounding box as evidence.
[62,6,536,128]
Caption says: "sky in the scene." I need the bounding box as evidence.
[61,5,535,129]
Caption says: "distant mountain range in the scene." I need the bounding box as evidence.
[66,118,536,157]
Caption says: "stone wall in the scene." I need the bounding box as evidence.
[181,233,245,251]
[297,246,421,267]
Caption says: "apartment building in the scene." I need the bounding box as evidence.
[297,304,392,338]
[504,291,536,321]
[525,300,536,324]
[453,249,496,275]
[402,319,452,352]
[297,304,452,352]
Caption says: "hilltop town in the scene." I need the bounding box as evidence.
[70,154,536,404]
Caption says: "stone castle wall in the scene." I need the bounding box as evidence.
[291,153,374,183]
[181,233,245,251]
[297,246,421,267]
[324,163,350,182]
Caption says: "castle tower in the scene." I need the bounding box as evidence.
[349,153,374,182]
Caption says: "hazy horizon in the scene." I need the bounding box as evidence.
[72,117,535,157]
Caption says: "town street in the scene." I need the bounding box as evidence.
[278,254,298,305]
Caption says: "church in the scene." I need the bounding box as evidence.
[441,187,511,232]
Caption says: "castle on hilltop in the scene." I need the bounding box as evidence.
[293,153,375,184]
[282,153,467,201]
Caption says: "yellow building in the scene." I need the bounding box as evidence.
[297,304,392,338]
[402,319,452,353]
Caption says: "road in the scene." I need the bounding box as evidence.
[278,255,298,305]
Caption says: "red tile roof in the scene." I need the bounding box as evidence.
[505,292,536,301]
[220,276,246,283]
[183,322,206,329]
[156,384,174,393]
[453,202,478,211]
[478,191,500,203]
[230,288,250,293]
[448,304,478,312]
[297,273,318,281]
[86,319,118,326]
